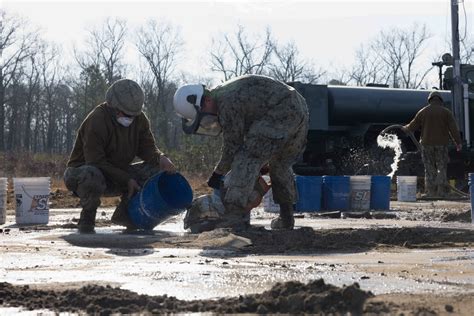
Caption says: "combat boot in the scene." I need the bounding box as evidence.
[111,197,137,230]
[78,208,97,234]
[271,203,295,230]
[215,204,250,232]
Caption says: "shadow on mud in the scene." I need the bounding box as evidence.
[60,229,193,257]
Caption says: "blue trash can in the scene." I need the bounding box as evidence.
[322,176,350,211]
[370,175,391,210]
[128,172,193,230]
[295,176,322,212]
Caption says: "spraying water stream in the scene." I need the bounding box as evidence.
[377,133,402,178]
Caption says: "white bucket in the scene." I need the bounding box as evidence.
[13,177,51,225]
[263,188,280,213]
[397,176,417,202]
[262,176,279,213]
[350,176,371,211]
[0,177,7,225]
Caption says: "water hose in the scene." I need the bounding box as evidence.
[380,124,422,152]
[380,125,469,198]
[448,185,469,198]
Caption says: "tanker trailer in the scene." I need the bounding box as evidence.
[290,82,474,187]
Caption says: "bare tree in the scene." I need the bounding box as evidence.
[35,42,63,153]
[23,54,41,151]
[348,44,391,86]
[372,23,432,89]
[74,17,127,84]
[460,37,474,64]
[210,25,274,81]
[136,19,184,148]
[269,40,325,84]
[0,10,38,150]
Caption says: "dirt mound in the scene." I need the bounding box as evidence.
[440,209,472,223]
[0,279,371,314]
[238,226,474,254]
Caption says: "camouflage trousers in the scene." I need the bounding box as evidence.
[63,162,160,216]
[421,145,449,196]
[223,94,309,210]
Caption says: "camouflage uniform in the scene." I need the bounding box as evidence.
[211,75,309,213]
[421,145,449,196]
[65,79,163,232]
[64,162,160,226]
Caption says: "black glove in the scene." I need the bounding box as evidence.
[207,172,223,190]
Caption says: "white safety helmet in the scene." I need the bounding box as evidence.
[173,84,204,121]
[173,84,221,136]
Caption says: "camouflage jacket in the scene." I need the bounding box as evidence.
[211,75,308,174]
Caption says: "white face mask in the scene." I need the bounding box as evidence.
[117,116,134,127]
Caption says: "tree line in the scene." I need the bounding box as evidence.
[1,10,473,172]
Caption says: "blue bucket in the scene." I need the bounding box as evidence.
[128,172,193,230]
[322,176,350,211]
[469,173,474,224]
[295,176,322,212]
[370,175,391,210]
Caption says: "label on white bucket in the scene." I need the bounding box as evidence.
[350,176,371,211]
[14,178,50,225]
[397,176,417,202]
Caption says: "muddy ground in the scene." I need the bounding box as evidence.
[1,190,473,315]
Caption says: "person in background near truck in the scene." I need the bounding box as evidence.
[64,79,176,233]
[403,90,462,198]
[173,75,309,230]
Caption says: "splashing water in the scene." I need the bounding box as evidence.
[377,133,402,178]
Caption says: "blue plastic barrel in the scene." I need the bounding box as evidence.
[128,172,193,230]
[370,175,391,210]
[295,176,322,212]
[322,176,350,211]
[469,173,474,224]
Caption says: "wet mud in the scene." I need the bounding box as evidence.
[0,279,371,314]
[1,199,473,314]
[238,226,474,254]
[6,222,472,255]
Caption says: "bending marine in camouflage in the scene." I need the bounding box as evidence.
[174,75,309,230]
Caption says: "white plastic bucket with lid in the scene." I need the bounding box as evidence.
[13,177,50,225]
[350,176,371,210]
[0,177,7,225]
[262,176,279,213]
[397,176,417,202]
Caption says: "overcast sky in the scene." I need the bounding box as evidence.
[3,0,474,84]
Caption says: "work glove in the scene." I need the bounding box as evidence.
[207,172,223,190]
